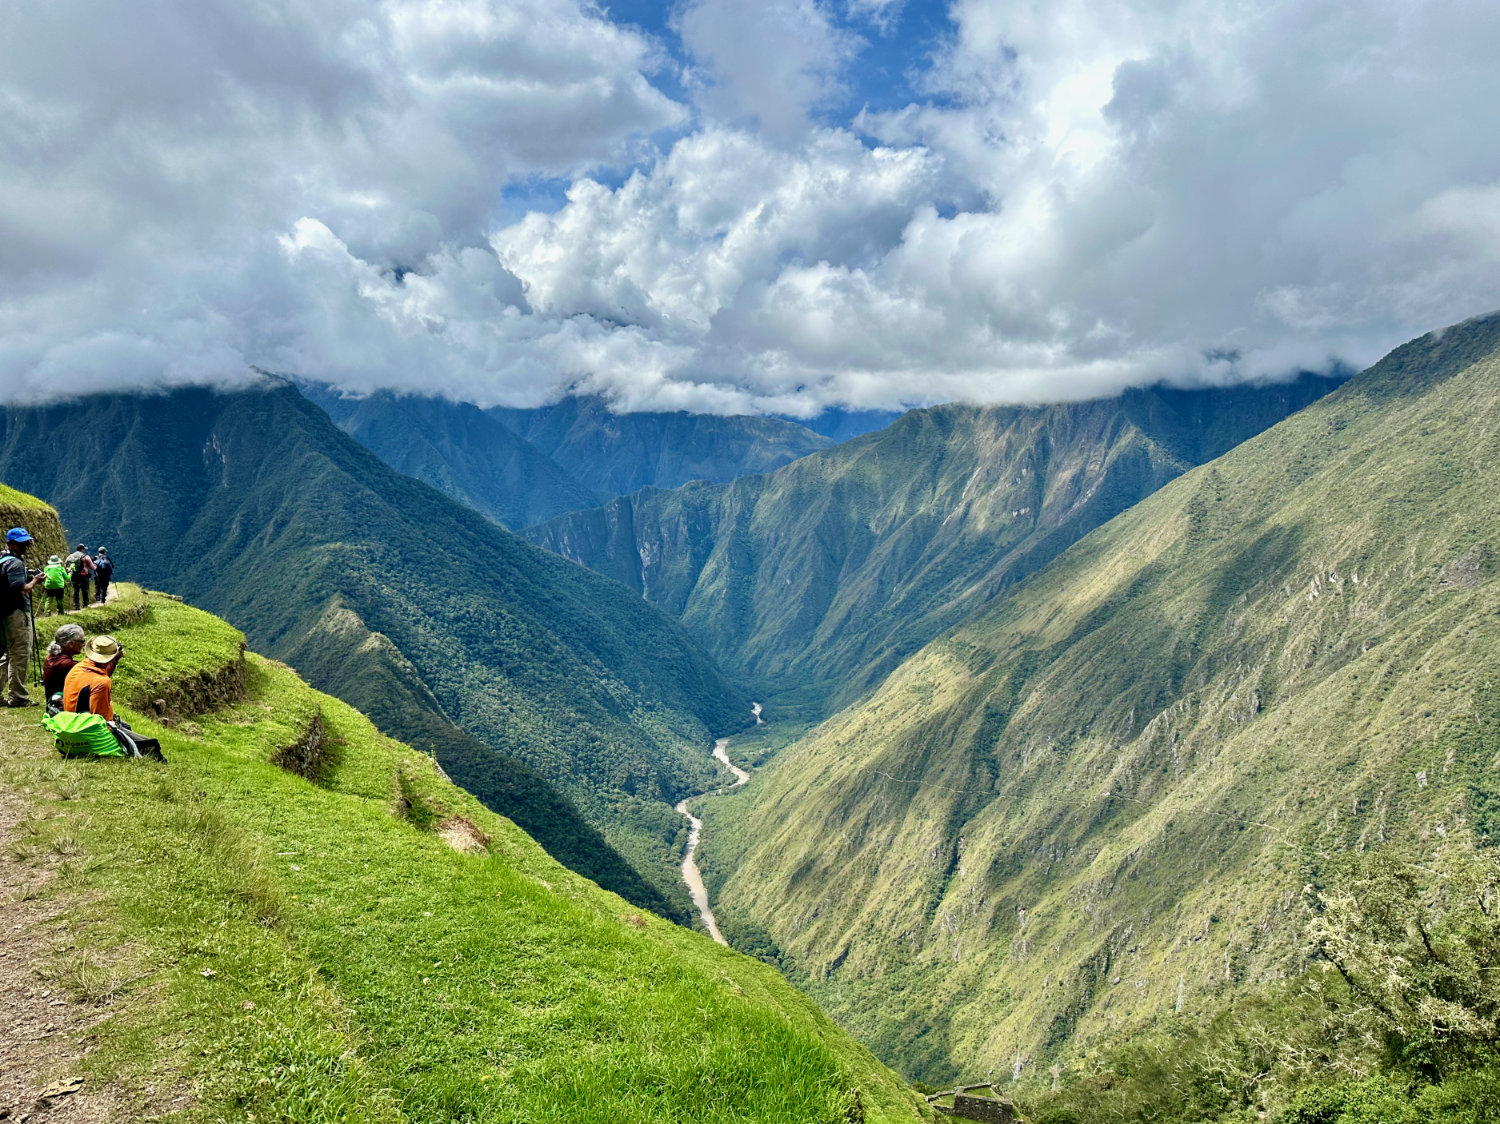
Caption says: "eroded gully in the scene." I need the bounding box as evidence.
[675,731,753,944]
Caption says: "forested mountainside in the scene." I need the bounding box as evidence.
[0,561,923,1122]
[699,313,1500,1083]
[302,384,835,531]
[0,382,747,920]
[301,384,600,529]
[490,394,833,499]
[531,375,1341,719]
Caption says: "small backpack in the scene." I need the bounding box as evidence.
[44,712,125,758]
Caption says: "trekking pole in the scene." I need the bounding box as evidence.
[29,598,41,688]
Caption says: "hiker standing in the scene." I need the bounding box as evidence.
[0,528,45,707]
[92,547,113,603]
[65,543,93,610]
[42,555,68,615]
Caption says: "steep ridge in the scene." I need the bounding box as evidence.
[701,313,1500,1080]
[301,384,600,530]
[492,394,834,499]
[530,376,1341,718]
[0,574,925,1122]
[0,383,747,919]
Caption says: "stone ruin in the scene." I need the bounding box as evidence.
[926,1083,1025,1123]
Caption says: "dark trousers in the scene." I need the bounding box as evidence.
[45,588,65,614]
[94,578,109,603]
[71,578,89,609]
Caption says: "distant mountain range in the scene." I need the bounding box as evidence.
[700,313,1500,1079]
[529,375,1343,721]
[0,382,747,921]
[491,394,836,499]
[302,382,841,530]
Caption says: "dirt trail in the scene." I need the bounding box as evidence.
[0,741,116,1122]
[676,733,751,945]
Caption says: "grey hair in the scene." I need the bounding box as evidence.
[48,622,85,658]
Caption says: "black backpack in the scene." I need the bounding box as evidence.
[0,554,26,617]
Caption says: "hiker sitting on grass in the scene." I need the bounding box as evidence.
[42,555,68,615]
[63,634,125,723]
[0,527,44,708]
[43,623,86,707]
[60,634,161,759]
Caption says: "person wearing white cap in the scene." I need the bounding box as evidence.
[0,527,45,707]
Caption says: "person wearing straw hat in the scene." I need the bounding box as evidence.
[0,527,45,707]
[63,634,125,722]
[58,634,162,759]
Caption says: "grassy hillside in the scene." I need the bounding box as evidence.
[493,394,833,500]
[0,585,926,1122]
[302,384,601,530]
[531,376,1340,720]
[0,482,66,561]
[701,313,1500,1082]
[0,385,748,920]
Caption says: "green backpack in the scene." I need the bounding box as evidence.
[44,712,125,758]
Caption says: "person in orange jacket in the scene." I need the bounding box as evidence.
[63,633,124,721]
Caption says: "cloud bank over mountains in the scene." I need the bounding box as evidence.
[2,0,1499,413]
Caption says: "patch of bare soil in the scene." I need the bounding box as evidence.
[0,788,115,1123]
[437,815,491,855]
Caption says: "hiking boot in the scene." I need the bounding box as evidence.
[6,698,37,708]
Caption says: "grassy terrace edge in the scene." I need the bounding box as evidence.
[1,591,926,1122]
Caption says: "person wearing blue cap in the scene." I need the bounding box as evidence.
[0,527,45,706]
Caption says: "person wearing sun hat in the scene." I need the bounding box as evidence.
[42,554,68,615]
[0,527,45,707]
[63,633,125,722]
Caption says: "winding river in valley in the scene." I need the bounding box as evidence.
[675,734,752,944]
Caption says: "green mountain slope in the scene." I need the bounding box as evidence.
[0,384,747,920]
[301,384,601,530]
[700,313,1500,1081]
[530,377,1340,718]
[0,579,925,1122]
[492,394,834,499]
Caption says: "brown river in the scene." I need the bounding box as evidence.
[675,734,752,944]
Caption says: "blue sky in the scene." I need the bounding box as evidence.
[4,0,1500,414]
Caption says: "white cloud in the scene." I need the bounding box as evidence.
[4,0,1500,413]
[675,0,859,144]
[0,0,683,404]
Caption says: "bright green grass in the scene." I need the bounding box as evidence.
[0,484,67,559]
[0,480,46,507]
[0,593,926,1122]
